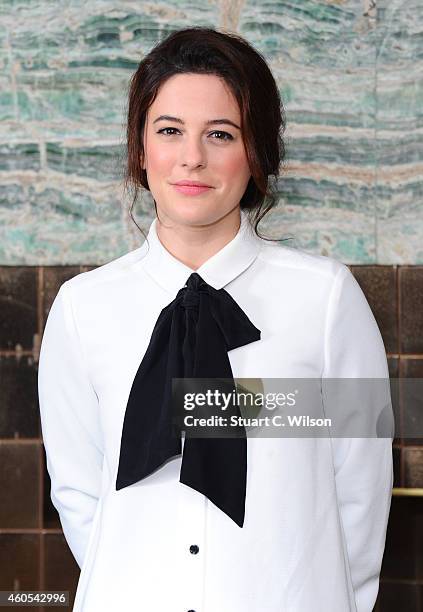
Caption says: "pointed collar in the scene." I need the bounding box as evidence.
[136,209,263,294]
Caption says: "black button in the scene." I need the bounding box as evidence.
[189,544,199,554]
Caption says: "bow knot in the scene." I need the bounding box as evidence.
[182,289,199,310]
[185,271,204,291]
[180,272,209,310]
[171,272,206,310]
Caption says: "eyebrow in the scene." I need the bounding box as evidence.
[152,114,240,130]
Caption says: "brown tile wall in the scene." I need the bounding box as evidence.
[0,264,422,611]
[0,266,92,611]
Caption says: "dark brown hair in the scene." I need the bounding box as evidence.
[124,26,288,242]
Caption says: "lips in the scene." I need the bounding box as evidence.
[173,181,213,188]
[172,184,212,196]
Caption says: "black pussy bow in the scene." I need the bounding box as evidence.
[115,272,261,527]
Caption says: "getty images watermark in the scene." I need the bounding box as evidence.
[168,377,418,439]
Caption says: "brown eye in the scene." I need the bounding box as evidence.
[210,131,233,141]
[157,127,179,136]
[156,128,233,141]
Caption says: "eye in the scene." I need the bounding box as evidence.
[157,127,180,136]
[156,127,234,141]
[210,130,233,141]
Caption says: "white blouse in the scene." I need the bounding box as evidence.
[38,209,394,612]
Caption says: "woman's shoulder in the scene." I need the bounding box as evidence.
[61,244,148,293]
[257,239,349,283]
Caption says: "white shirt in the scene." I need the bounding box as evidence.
[38,209,394,612]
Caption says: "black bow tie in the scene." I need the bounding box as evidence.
[115,272,261,527]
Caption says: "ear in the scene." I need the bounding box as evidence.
[139,152,145,170]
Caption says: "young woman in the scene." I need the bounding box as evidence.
[38,27,394,612]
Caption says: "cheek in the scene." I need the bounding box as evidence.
[215,147,250,179]
[145,140,174,171]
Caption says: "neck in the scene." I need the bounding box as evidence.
[155,205,242,270]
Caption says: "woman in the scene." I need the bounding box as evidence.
[38,27,394,612]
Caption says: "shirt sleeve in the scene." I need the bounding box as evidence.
[37,281,104,569]
[322,265,394,612]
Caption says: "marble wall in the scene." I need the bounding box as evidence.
[0,0,421,265]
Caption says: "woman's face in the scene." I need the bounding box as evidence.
[141,73,251,227]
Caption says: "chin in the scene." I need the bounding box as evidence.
[164,204,223,227]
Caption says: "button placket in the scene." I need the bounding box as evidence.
[177,445,207,612]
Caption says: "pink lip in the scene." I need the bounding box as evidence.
[172,184,212,196]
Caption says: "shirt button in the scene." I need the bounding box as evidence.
[189,544,199,554]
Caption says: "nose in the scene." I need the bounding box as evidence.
[179,135,206,168]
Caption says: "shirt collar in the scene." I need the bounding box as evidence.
[137,209,263,294]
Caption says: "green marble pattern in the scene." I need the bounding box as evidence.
[0,0,421,264]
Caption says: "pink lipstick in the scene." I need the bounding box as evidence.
[172,184,212,196]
